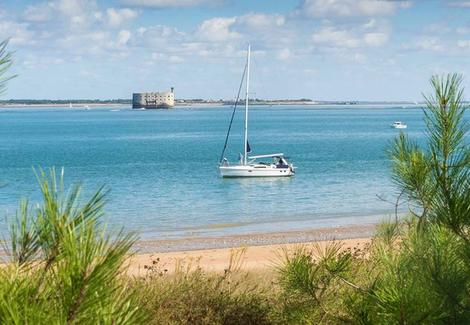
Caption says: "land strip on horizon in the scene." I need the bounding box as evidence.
[0,98,431,106]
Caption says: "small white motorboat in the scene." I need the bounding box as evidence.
[391,121,407,129]
[218,44,295,178]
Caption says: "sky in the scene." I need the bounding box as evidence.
[2,0,470,101]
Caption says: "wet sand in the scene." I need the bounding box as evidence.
[133,223,377,253]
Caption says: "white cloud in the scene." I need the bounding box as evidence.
[298,0,411,18]
[22,0,102,31]
[21,54,66,69]
[449,1,470,7]
[23,2,56,22]
[168,55,184,63]
[457,40,470,48]
[313,27,361,47]
[402,37,444,52]
[134,25,185,48]
[152,52,185,63]
[363,32,388,46]
[197,17,241,42]
[195,13,289,49]
[352,53,367,63]
[236,13,285,29]
[79,69,99,78]
[424,22,452,34]
[277,48,291,60]
[362,18,377,29]
[120,0,221,8]
[117,30,132,45]
[106,8,138,28]
[6,0,142,59]
[457,26,470,34]
[414,38,443,52]
[56,0,97,16]
[312,26,388,48]
[0,14,35,46]
[7,0,396,65]
[303,68,317,75]
[134,26,241,60]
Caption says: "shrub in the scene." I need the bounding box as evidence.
[134,251,275,325]
[1,168,146,324]
[277,74,470,324]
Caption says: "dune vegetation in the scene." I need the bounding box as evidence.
[1,37,470,323]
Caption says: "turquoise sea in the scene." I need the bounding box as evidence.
[0,105,427,239]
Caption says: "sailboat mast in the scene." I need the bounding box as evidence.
[244,44,251,165]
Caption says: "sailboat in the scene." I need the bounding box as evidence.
[218,44,295,178]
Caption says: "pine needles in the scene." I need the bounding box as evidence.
[1,168,146,324]
[0,39,15,96]
[276,74,470,324]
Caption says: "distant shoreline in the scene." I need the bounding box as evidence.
[0,103,128,108]
[0,102,425,109]
[0,98,429,108]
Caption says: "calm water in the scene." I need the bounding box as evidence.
[0,105,427,239]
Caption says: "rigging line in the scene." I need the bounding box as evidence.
[219,61,248,164]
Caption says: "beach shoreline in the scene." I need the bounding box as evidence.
[127,223,377,276]
[133,222,377,253]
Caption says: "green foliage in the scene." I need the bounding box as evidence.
[390,74,470,231]
[0,39,15,96]
[276,243,358,323]
[134,252,274,325]
[367,224,455,323]
[275,74,470,324]
[276,221,470,324]
[278,243,352,301]
[1,168,146,324]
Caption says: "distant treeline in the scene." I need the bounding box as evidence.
[5,98,458,106]
[179,98,315,105]
[0,98,315,106]
[178,98,313,102]
[0,99,132,105]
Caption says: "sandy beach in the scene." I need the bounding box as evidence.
[128,236,372,277]
[128,223,377,276]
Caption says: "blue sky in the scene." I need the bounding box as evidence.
[2,0,470,101]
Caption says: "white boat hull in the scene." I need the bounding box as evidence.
[391,122,407,129]
[219,165,294,178]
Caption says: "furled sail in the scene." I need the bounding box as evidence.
[218,61,248,164]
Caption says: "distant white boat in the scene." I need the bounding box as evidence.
[218,44,295,178]
[85,105,90,110]
[391,121,407,129]
[110,109,120,112]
